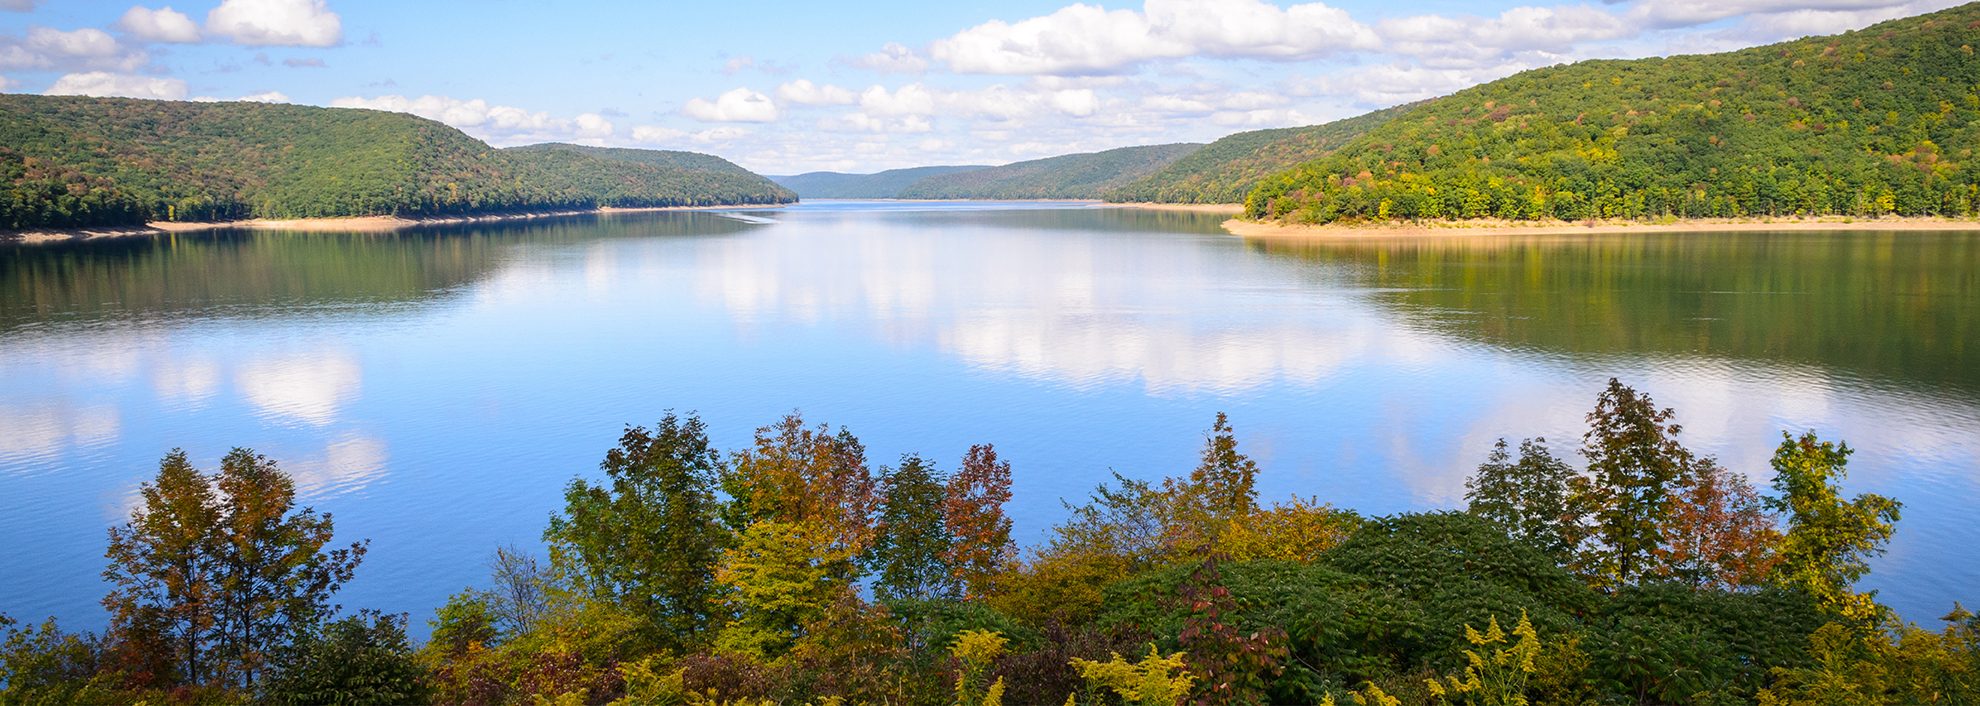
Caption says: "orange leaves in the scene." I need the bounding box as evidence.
[944,444,1016,600]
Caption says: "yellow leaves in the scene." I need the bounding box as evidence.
[1070,645,1195,706]
[712,520,854,660]
[953,630,1009,706]
[951,629,1009,665]
[1431,611,1542,706]
[1214,497,1359,563]
[611,655,686,706]
[982,677,1006,706]
[1349,683,1403,706]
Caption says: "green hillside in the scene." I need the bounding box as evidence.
[771,165,990,198]
[1247,3,1980,224]
[1105,104,1415,204]
[0,95,792,231]
[507,142,779,179]
[497,143,794,208]
[896,143,1202,200]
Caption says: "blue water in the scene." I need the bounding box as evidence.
[2,201,1975,633]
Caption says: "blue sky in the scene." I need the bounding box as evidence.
[0,0,1963,173]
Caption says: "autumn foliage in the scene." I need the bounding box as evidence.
[1,382,1966,705]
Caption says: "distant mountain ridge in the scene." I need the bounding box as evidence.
[0,95,793,231]
[771,166,991,199]
[896,143,1203,200]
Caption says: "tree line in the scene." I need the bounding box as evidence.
[2,380,1975,704]
[0,96,794,232]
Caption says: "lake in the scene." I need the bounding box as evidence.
[2,200,1976,631]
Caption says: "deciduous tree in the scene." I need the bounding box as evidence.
[1656,459,1780,589]
[713,520,854,661]
[103,449,221,688]
[1766,431,1902,621]
[871,454,957,602]
[722,413,879,563]
[1465,438,1580,559]
[546,414,726,649]
[210,448,364,688]
[1573,379,1697,588]
[944,444,1016,600]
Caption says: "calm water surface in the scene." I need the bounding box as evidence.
[2,201,1976,630]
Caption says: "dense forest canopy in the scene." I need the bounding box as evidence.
[895,143,1203,200]
[1245,2,1980,224]
[0,95,794,231]
[771,166,991,199]
[1104,104,1417,205]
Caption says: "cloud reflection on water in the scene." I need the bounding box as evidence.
[235,350,363,427]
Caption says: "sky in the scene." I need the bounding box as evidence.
[0,0,1966,174]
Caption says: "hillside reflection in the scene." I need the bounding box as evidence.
[0,211,762,330]
[1248,231,1980,395]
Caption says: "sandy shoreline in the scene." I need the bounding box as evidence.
[1223,216,1980,239]
[4,204,785,245]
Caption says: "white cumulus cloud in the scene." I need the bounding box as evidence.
[849,42,929,73]
[193,90,290,102]
[858,83,938,116]
[930,0,1377,75]
[0,27,146,72]
[331,94,618,145]
[777,79,856,106]
[683,87,780,123]
[119,6,202,43]
[573,112,614,139]
[46,70,188,100]
[205,0,342,47]
[1048,88,1099,117]
[1626,0,1920,28]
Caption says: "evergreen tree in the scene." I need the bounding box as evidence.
[1175,412,1262,527]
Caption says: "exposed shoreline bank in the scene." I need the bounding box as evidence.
[1223,215,1980,239]
[2,203,787,245]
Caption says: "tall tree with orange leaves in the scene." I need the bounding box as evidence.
[943,444,1015,600]
[1656,459,1781,589]
[722,412,879,564]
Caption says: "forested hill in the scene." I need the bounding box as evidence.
[1104,104,1416,204]
[1247,2,1980,224]
[771,165,990,199]
[895,143,1202,200]
[0,95,793,231]
[506,142,769,177]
